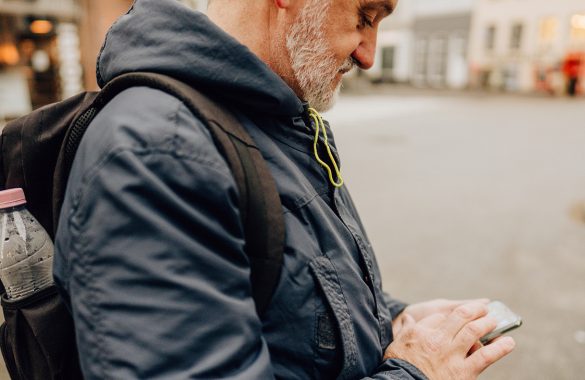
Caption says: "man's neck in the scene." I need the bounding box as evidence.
[207,0,303,99]
[207,1,272,64]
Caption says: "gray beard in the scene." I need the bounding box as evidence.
[285,0,352,112]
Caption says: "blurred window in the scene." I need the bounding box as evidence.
[451,34,467,59]
[571,13,585,43]
[428,36,447,86]
[485,25,496,52]
[510,23,523,51]
[382,46,395,70]
[539,17,558,45]
[414,38,428,83]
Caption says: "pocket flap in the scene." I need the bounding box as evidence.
[310,256,359,380]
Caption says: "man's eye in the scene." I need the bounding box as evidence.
[359,12,375,29]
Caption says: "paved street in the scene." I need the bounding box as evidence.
[325,89,585,379]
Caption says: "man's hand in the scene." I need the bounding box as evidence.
[385,302,516,380]
[393,298,489,337]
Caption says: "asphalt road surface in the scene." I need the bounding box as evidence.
[325,89,585,380]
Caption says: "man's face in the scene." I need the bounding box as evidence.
[282,0,396,112]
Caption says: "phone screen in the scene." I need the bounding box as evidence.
[480,301,523,345]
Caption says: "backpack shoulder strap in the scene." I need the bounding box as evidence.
[54,72,284,316]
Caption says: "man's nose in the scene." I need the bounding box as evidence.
[351,34,377,70]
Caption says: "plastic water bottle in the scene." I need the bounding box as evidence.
[0,188,54,300]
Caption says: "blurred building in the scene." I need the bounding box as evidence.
[468,0,585,94]
[0,0,208,123]
[0,0,82,118]
[80,0,208,91]
[178,0,208,12]
[370,0,415,84]
[371,0,475,89]
[79,0,208,91]
[411,0,475,89]
[0,0,133,119]
[78,0,134,92]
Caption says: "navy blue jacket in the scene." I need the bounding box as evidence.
[54,1,428,379]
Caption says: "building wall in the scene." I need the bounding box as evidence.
[0,0,82,117]
[0,0,79,19]
[414,0,476,18]
[178,0,208,13]
[78,0,134,91]
[412,13,471,88]
[78,0,208,91]
[0,0,211,120]
[372,0,416,82]
[375,30,414,82]
[372,0,476,88]
[468,0,585,93]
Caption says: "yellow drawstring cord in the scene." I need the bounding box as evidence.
[308,107,344,188]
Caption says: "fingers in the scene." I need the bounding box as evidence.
[466,336,516,375]
[443,298,489,309]
[434,299,490,317]
[392,315,405,338]
[468,341,483,357]
[402,298,491,322]
[384,305,514,379]
[453,315,497,351]
[441,302,489,337]
[446,298,490,307]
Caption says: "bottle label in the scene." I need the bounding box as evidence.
[0,209,54,300]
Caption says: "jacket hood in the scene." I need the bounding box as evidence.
[97,0,304,116]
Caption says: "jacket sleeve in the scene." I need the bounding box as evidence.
[365,358,429,379]
[362,295,428,379]
[54,97,274,379]
[383,292,409,320]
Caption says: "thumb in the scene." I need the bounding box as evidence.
[402,312,416,326]
[394,312,416,337]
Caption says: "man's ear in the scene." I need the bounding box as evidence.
[274,0,291,9]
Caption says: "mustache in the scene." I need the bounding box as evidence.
[339,57,358,74]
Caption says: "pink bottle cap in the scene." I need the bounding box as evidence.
[0,188,27,209]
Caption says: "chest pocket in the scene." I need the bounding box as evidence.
[310,256,360,380]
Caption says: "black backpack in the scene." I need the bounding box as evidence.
[0,72,285,380]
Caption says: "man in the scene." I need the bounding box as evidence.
[563,53,582,97]
[54,0,515,378]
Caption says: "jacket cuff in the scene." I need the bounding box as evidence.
[380,358,429,380]
[382,292,408,320]
[388,300,408,321]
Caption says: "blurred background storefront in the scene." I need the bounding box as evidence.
[0,0,207,124]
[468,0,585,95]
[365,0,585,95]
[368,0,476,88]
[1,0,582,124]
[1,0,83,120]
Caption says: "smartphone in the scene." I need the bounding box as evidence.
[479,300,523,345]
